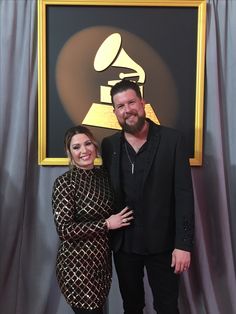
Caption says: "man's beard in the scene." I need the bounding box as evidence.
[119,115,146,134]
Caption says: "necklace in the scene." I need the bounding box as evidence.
[124,142,135,174]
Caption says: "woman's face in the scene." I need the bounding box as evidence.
[69,133,97,169]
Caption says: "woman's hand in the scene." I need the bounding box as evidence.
[106,206,134,230]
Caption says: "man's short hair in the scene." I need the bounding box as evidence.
[110,79,142,103]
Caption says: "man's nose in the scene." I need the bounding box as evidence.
[124,103,131,112]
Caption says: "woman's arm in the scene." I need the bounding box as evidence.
[52,175,107,241]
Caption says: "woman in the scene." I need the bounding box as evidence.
[52,125,133,314]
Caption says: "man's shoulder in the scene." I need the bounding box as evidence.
[102,131,122,143]
[149,119,181,138]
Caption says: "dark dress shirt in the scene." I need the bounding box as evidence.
[121,125,154,254]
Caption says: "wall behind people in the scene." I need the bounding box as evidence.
[0,0,236,313]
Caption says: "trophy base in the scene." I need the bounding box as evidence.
[82,103,159,129]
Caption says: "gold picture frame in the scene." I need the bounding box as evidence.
[38,0,206,166]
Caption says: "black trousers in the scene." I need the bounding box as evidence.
[114,251,180,314]
[72,307,103,314]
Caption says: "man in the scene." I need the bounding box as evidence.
[101,79,194,314]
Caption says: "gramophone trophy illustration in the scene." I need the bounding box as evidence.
[82,33,159,129]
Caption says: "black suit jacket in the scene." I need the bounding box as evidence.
[101,119,194,253]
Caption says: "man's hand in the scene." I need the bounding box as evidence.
[171,249,191,274]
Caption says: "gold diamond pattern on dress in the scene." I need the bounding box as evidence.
[52,167,114,310]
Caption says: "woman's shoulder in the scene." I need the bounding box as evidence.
[53,168,77,186]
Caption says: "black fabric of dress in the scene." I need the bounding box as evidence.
[52,166,114,310]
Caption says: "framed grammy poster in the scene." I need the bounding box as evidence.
[38,0,206,166]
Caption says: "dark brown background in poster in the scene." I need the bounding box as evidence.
[46,5,198,158]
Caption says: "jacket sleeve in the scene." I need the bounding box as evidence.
[101,137,111,171]
[52,175,107,241]
[174,133,195,251]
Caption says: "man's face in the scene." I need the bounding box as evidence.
[113,89,146,134]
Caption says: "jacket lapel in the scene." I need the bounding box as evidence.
[142,122,162,185]
[110,121,161,197]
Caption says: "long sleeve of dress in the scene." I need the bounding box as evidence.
[52,170,109,242]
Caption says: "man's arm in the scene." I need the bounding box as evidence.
[174,133,194,269]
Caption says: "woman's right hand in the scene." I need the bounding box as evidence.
[106,206,134,230]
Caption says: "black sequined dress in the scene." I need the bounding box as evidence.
[52,166,114,310]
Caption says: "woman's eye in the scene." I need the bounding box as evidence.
[85,141,93,146]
